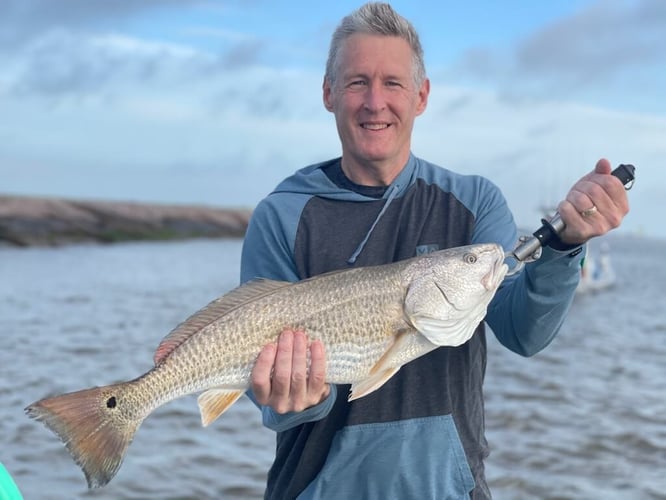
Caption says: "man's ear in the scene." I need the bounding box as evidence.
[415,78,430,116]
[323,77,334,112]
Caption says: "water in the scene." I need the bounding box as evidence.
[1,237,665,499]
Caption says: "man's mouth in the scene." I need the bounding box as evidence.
[361,123,390,130]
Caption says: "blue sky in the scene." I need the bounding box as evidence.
[1,0,664,238]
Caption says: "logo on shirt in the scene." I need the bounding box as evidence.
[416,244,440,256]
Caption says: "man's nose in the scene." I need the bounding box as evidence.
[363,81,387,111]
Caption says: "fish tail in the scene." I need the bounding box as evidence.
[25,383,143,488]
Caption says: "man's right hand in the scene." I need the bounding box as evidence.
[251,329,330,414]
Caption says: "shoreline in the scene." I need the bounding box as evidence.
[0,195,252,247]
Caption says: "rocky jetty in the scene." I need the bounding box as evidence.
[0,195,252,247]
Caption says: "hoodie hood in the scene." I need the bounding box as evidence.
[271,154,420,203]
[271,154,420,264]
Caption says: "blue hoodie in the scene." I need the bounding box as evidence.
[241,154,582,499]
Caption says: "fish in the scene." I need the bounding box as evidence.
[25,242,507,488]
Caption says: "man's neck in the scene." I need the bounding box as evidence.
[340,155,408,187]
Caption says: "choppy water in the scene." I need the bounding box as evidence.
[1,237,664,499]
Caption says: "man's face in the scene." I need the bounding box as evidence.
[323,34,429,177]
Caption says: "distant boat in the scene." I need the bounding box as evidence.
[577,242,615,295]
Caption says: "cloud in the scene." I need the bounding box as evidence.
[0,0,289,106]
[2,31,270,106]
[515,0,666,77]
[452,0,666,107]
[8,32,172,98]
[0,0,188,47]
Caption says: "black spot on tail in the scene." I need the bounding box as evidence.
[106,396,117,409]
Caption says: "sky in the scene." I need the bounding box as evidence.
[1,0,664,239]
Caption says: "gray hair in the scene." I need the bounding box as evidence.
[324,2,426,89]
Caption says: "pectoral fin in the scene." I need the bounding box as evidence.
[348,331,438,401]
[197,389,244,427]
[349,367,400,401]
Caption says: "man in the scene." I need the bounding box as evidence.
[240,3,629,499]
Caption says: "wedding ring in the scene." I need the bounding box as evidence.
[580,205,598,217]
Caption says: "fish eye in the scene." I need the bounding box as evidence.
[463,253,477,264]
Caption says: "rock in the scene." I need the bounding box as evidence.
[0,195,252,247]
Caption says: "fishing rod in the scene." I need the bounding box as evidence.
[507,164,636,273]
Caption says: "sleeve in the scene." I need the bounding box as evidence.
[240,194,338,431]
[240,196,301,283]
[471,177,584,356]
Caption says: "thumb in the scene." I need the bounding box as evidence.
[595,158,612,175]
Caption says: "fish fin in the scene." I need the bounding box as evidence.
[197,388,245,427]
[347,332,408,401]
[348,331,439,401]
[154,279,292,365]
[25,383,142,488]
[349,367,400,401]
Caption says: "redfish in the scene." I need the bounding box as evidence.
[26,243,507,488]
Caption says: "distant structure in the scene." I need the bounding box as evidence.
[0,195,252,247]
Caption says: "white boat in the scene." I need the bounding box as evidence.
[577,242,615,294]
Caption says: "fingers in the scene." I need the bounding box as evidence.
[270,329,296,410]
[309,339,330,403]
[251,329,329,414]
[288,330,308,412]
[251,342,276,405]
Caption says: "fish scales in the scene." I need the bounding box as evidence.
[139,263,411,410]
